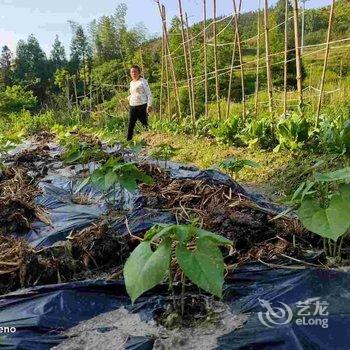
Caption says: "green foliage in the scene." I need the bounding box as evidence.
[124,224,232,303]
[216,157,260,179]
[0,85,37,115]
[239,117,275,149]
[298,186,350,242]
[80,157,153,193]
[150,143,179,168]
[274,114,311,151]
[318,114,350,157]
[62,141,107,165]
[212,115,243,145]
[295,166,350,258]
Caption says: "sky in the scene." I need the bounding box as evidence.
[0,0,332,56]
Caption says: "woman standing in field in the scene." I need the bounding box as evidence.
[126,65,153,141]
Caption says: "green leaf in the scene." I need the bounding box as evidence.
[64,149,82,164]
[124,239,171,303]
[315,167,350,182]
[195,228,233,245]
[298,196,350,241]
[118,176,138,192]
[176,237,225,298]
[143,224,170,241]
[147,224,177,241]
[104,171,118,190]
[242,159,261,168]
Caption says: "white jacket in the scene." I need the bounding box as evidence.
[128,78,153,107]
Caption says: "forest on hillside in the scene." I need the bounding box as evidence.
[0,0,349,118]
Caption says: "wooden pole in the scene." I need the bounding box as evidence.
[232,0,245,119]
[161,5,171,120]
[283,0,289,115]
[185,12,196,122]
[213,0,221,119]
[157,2,182,119]
[178,0,194,122]
[226,0,242,119]
[203,0,209,118]
[263,0,273,113]
[316,0,335,126]
[159,18,165,120]
[292,0,303,111]
[254,0,261,116]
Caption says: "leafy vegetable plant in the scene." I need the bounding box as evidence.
[150,143,179,168]
[124,224,232,305]
[274,114,311,152]
[216,157,260,179]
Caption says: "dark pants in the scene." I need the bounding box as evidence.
[127,103,148,141]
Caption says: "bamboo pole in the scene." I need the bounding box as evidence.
[316,0,335,126]
[283,0,289,115]
[159,16,165,120]
[232,0,245,119]
[161,5,171,120]
[226,0,242,120]
[213,0,221,119]
[157,2,182,119]
[263,0,273,113]
[178,0,193,122]
[254,0,261,116]
[185,12,196,122]
[292,0,303,110]
[203,0,209,118]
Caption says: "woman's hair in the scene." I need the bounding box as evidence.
[130,65,141,73]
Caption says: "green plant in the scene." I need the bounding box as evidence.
[62,141,106,166]
[274,114,311,152]
[239,117,275,149]
[211,115,242,145]
[0,137,16,169]
[124,224,232,307]
[216,157,260,179]
[78,157,153,206]
[296,167,350,259]
[150,143,179,168]
[318,117,350,159]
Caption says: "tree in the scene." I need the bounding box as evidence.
[91,16,119,63]
[50,35,66,70]
[13,35,50,101]
[70,23,93,94]
[0,45,13,88]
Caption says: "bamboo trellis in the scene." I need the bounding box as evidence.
[151,0,344,121]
